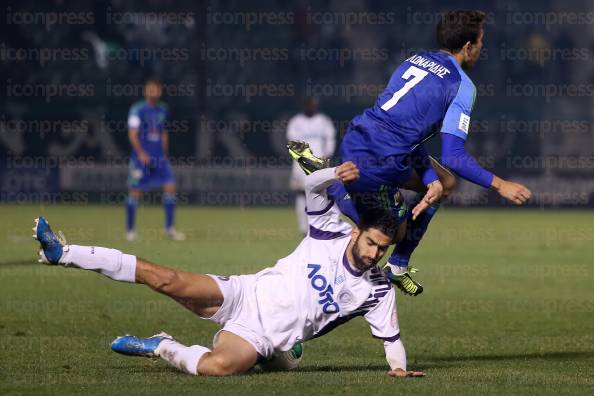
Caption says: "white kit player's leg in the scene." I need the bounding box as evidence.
[156,339,211,375]
[59,245,137,282]
[111,333,211,375]
[34,216,136,282]
[295,193,308,234]
[112,330,258,376]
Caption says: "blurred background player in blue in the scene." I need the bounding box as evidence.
[126,78,185,241]
[287,97,336,235]
[338,10,532,294]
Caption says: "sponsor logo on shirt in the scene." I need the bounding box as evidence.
[307,264,339,314]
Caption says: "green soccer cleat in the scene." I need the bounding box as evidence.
[287,140,330,175]
[383,264,424,296]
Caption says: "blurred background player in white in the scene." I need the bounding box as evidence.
[287,97,336,235]
[33,161,423,378]
[126,78,185,241]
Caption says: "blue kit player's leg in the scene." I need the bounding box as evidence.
[340,127,427,296]
[158,158,185,241]
[326,182,360,224]
[126,159,145,241]
[387,156,456,267]
[388,194,440,269]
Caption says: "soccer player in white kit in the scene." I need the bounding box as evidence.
[32,162,424,378]
[287,97,336,235]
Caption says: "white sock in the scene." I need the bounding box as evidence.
[156,339,211,375]
[296,194,307,235]
[59,245,136,283]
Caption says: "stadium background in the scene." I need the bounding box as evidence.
[2,0,593,207]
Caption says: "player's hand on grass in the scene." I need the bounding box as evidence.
[138,151,151,166]
[492,176,532,205]
[411,180,443,220]
[387,368,426,378]
[335,161,360,183]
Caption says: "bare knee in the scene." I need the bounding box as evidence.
[440,173,457,199]
[199,353,242,376]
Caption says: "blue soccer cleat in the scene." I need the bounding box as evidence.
[111,332,173,358]
[32,217,67,265]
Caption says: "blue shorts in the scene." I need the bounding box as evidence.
[340,127,412,190]
[327,182,408,227]
[128,157,174,191]
[336,127,412,224]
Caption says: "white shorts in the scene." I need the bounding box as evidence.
[207,274,275,359]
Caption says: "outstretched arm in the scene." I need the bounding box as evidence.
[441,134,531,205]
[440,77,531,205]
[304,162,359,195]
[364,287,425,378]
[303,162,359,212]
[303,162,359,237]
[384,339,425,377]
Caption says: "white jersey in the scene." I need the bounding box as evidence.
[253,168,399,351]
[286,113,336,191]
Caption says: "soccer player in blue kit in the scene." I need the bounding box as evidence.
[126,78,185,241]
[294,10,532,295]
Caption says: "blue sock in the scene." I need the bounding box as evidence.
[126,196,138,232]
[389,194,440,269]
[163,193,176,230]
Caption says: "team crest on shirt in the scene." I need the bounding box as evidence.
[338,290,353,305]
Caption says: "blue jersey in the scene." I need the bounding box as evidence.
[345,51,475,157]
[127,101,169,159]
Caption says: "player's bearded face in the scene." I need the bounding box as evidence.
[351,229,392,271]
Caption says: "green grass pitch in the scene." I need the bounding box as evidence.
[1,205,593,395]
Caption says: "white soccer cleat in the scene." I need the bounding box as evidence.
[165,228,186,241]
[125,231,138,241]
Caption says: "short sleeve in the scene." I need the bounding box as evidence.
[441,79,475,141]
[128,104,141,129]
[364,287,400,341]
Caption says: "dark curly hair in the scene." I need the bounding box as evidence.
[358,208,399,242]
[437,10,486,53]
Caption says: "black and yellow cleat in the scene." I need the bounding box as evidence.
[383,264,424,296]
[287,140,330,175]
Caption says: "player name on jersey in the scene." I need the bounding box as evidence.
[405,54,451,78]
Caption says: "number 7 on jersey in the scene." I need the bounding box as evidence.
[381,66,429,111]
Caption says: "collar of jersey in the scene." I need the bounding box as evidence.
[442,51,472,84]
[342,252,363,277]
